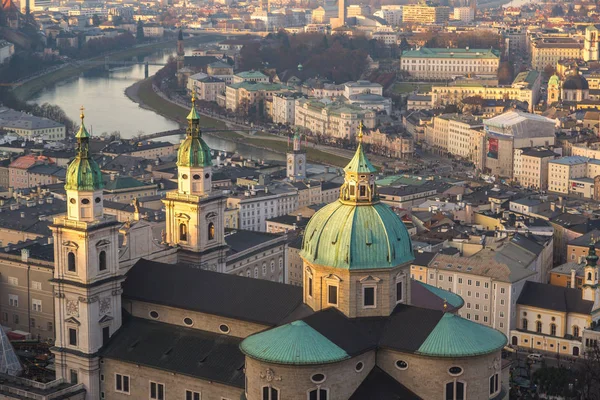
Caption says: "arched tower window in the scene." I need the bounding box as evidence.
[588,272,592,280]
[550,323,557,336]
[99,250,107,271]
[522,318,528,331]
[179,223,187,241]
[68,252,76,272]
[536,321,542,333]
[208,222,215,240]
[573,326,580,338]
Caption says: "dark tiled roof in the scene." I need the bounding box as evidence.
[303,308,377,356]
[123,259,303,326]
[517,281,593,314]
[349,366,422,400]
[4,241,55,262]
[101,317,245,388]
[411,252,436,267]
[378,305,444,353]
[225,229,283,254]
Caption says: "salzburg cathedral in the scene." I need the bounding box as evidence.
[0,100,508,400]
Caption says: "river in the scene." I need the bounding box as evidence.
[27,45,284,162]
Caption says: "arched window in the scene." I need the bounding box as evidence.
[262,386,279,400]
[98,250,107,271]
[573,326,580,338]
[208,222,215,240]
[573,346,580,356]
[550,323,557,336]
[512,336,518,346]
[536,321,542,333]
[308,388,328,400]
[522,318,528,331]
[179,223,187,241]
[445,381,465,400]
[588,272,592,281]
[67,252,76,272]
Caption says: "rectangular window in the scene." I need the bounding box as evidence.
[308,276,313,297]
[500,288,506,294]
[150,381,165,400]
[32,299,42,312]
[396,281,403,302]
[70,369,78,384]
[13,314,18,324]
[8,294,18,307]
[103,326,110,346]
[115,374,130,394]
[68,328,77,346]
[363,286,375,307]
[32,281,42,290]
[328,285,338,305]
[186,390,201,400]
[8,277,17,286]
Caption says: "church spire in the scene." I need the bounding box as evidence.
[339,121,377,204]
[293,127,301,152]
[65,106,103,193]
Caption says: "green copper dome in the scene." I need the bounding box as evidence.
[416,313,507,357]
[300,127,413,270]
[548,74,560,87]
[240,320,350,365]
[177,97,212,168]
[65,110,103,191]
[301,201,413,269]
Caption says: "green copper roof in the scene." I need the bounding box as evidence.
[178,99,212,168]
[75,121,90,139]
[548,74,560,86]
[177,137,212,167]
[65,157,104,191]
[416,281,464,308]
[300,201,414,270]
[240,320,350,365]
[416,313,507,357]
[344,143,377,174]
[65,112,103,192]
[187,103,201,121]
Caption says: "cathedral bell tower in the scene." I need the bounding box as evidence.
[287,128,306,182]
[163,97,227,271]
[50,108,124,399]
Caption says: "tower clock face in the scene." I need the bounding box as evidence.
[299,159,303,164]
[288,159,292,164]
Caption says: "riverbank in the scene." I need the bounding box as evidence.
[129,78,353,167]
[13,34,224,101]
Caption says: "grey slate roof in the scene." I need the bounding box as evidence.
[123,259,304,326]
[349,367,422,400]
[517,281,593,314]
[101,317,245,388]
[225,229,284,255]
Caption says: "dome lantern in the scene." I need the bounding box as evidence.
[65,107,103,192]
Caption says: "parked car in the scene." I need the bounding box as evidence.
[527,353,543,362]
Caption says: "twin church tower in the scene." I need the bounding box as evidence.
[50,99,224,397]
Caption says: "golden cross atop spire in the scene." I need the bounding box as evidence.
[357,121,364,144]
[80,106,85,121]
[191,93,196,105]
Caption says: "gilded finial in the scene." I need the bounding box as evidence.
[357,121,364,144]
[443,299,448,312]
[191,93,196,105]
[80,106,85,121]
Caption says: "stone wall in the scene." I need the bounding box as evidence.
[378,349,502,400]
[125,300,270,339]
[101,358,243,400]
[244,351,375,400]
